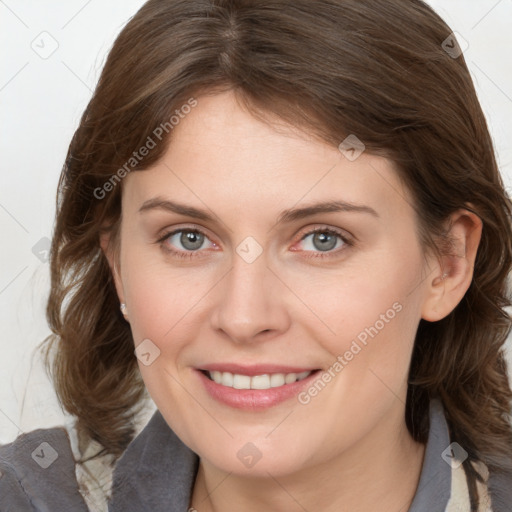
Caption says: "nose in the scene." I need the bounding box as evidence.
[209,247,291,344]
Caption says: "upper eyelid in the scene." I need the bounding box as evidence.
[297,225,350,239]
[159,225,215,243]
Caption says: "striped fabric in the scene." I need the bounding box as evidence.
[445,460,492,511]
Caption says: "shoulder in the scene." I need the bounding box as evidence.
[486,461,512,512]
[0,426,88,511]
[428,399,512,511]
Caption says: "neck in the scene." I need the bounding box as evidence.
[190,407,426,512]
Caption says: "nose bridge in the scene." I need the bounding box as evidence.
[228,249,267,306]
[211,242,289,342]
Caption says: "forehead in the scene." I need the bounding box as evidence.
[122,91,414,225]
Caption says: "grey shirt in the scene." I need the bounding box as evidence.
[0,399,510,511]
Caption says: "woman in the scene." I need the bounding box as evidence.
[1,0,511,511]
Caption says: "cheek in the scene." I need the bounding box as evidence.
[290,248,424,399]
[120,246,213,342]
[286,252,420,347]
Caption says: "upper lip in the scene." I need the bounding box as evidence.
[198,363,319,376]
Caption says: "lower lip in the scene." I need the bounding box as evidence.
[196,369,321,410]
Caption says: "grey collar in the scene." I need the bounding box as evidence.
[408,399,451,511]
[109,399,451,512]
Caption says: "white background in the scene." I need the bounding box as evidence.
[1,0,511,444]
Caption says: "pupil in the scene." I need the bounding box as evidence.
[313,232,336,251]
[181,231,203,250]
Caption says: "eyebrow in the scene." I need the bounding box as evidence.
[138,197,379,223]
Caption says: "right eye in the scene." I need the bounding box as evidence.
[157,227,218,258]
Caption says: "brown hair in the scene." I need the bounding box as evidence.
[40,0,512,494]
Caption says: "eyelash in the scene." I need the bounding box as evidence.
[155,225,353,260]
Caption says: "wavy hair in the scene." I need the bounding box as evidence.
[40,0,512,499]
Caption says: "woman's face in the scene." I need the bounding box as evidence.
[114,90,435,477]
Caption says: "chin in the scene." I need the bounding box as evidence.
[198,441,313,478]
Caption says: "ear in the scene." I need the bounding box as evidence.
[99,231,125,305]
[421,208,482,322]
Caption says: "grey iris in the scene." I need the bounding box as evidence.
[313,232,337,251]
[181,231,204,250]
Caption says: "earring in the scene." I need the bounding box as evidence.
[434,272,449,286]
[120,303,128,315]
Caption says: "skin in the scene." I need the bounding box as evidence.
[101,90,482,512]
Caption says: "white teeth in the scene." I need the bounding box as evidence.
[221,372,233,387]
[270,373,285,387]
[207,370,313,389]
[251,374,270,389]
[285,373,297,384]
[233,374,251,389]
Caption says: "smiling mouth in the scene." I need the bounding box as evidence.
[200,369,321,390]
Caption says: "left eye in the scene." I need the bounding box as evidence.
[298,230,347,252]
